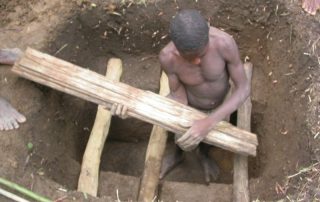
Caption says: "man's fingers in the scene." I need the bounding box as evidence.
[179,120,193,128]
[121,105,128,119]
[180,141,198,151]
[111,103,128,119]
[177,131,191,144]
[184,136,200,148]
[116,104,122,116]
[179,136,202,151]
[174,134,183,143]
[178,136,195,151]
[184,143,198,151]
[182,136,195,147]
[111,103,117,115]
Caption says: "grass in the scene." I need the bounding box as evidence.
[283,162,320,201]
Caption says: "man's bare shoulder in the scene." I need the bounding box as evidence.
[159,42,176,72]
[209,27,237,50]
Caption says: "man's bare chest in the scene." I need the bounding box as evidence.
[174,59,226,86]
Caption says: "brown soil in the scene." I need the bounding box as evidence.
[0,0,319,201]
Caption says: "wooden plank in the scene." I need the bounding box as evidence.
[233,62,253,202]
[12,48,258,156]
[77,58,123,196]
[138,72,169,202]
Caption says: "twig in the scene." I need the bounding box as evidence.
[0,177,52,202]
[289,24,292,44]
[275,4,279,16]
[116,189,121,202]
[311,36,320,55]
[54,195,68,202]
[54,44,68,56]
[140,55,157,61]
[287,162,320,179]
[151,195,157,202]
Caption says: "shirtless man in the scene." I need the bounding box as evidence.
[0,48,26,131]
[157,9,250,183]
[112,9,250,183]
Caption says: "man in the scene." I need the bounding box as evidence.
[156,9,250,183]
[113,9,250,183]
[0,48,26,131]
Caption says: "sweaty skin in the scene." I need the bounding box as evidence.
[0,48,26,131]
[159,27,250,183]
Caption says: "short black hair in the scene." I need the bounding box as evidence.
[170,9,209,53]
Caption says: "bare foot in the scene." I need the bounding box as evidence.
[0,48,23,65]
[197,147,220,184]
[302,0,320,15]
[160,147,184,179]
[0,97,26,131]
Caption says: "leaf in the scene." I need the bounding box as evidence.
[27,142,33,150]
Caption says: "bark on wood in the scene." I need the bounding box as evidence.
[233,62,253,202]
[138,72,169,202]
[12,48,258,156]
[77,58,123,196]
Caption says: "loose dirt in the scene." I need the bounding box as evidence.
[0,0,319,201]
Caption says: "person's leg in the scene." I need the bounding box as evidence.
[302,0,320,15]
[160,134,185,179]
[0,48,23,65]
[0,48,26,131]
[197,143,220,184]
[0,97,26,131]
[195,84,232,184]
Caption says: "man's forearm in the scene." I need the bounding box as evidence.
[206,85,250,129]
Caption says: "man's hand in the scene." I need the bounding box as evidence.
[110,103,128,119]
[176,118,213,151]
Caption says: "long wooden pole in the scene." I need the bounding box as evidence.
[138,72,169,202]
[233,62,253,202]
[12,48,258,156]
[77,58,123,196]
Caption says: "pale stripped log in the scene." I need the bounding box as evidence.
[77,58,123,196]
[138,72,170,202]
[233,62,253,202]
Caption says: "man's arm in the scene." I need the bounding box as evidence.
[205,36,250,127]
[159,51,188,105]
[165,73,188,105]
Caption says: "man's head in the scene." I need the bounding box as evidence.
[170,9,209,63]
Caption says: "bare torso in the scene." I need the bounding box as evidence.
[160,27,233,110]
[159,25,248,182]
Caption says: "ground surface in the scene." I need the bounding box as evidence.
[0,0,319,201]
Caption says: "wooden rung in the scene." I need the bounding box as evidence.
[138,72,170,202]
[77,58,123,196]
[233,62,253,202]
[12,48,258,156]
